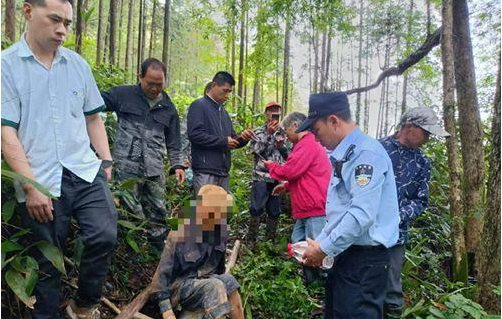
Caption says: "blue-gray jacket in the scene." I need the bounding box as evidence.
[187,95,247,177]
[379,135,431,245]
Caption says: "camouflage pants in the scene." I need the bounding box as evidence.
[173,274,240,319]
[116,171,169,249]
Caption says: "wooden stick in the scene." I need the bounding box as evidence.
[225,239,241,274]
[63,257,153,319]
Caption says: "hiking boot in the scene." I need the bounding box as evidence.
[247,216,261,248]
[66,300,100,319]
[265,217,278,241]
[383,304,403,319]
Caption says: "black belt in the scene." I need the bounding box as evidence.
[349,244,386,251]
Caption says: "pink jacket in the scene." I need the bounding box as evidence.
[266,132,331,220]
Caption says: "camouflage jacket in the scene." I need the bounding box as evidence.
[380,135,431,245]
[102,85,184,177]
[249,124,290,182]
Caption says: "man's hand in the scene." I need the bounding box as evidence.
[183,158,192,168]
[266,121,279,135]
[227,137,240,149]
[175,169,185,185]
[240,129,256,141]
[162,310,177,319]
[104,166,112,182]
[272,183,287,196]
[302,238,326,268]
[261,159,274,167]
[24,186,54,223]
[275,135,285,149]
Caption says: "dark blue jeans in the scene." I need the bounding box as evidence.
[19,167,117,319]
[325,245,390,319]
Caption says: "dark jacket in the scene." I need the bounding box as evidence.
[102,84,183,177]
[187,95,247,176]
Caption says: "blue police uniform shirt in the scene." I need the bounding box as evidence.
[316,127,400,257]
[1,33,105,202]
[379,135,431,245]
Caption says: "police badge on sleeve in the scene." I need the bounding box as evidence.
[355,164,373,187]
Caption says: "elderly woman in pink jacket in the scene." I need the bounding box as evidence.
[263,112,331,285]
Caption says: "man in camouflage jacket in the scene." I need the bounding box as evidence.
[380,107,450,319]
[102,58,185,251]
[247,101,290,244]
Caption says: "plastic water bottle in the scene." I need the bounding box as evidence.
[186,168,193,184]
[287,241,334,270]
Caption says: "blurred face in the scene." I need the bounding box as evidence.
[399,125,430,148]
[265,105,281,122]
[312,116,339,150]
[139,67,165,100]
[209,82,233,105]
[23,0,73,53]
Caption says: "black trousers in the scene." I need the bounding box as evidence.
[19,167,117,319]
[325,245,390,319]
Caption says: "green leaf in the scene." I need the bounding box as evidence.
[2,239,24,253]
[428,306,446,318]
[119,177,139,191]
[2,199,16,222]
[10,256,39,296]
[35,242,66,276]
[5,269,37,308]
[118,219,142,230]
[1,160,54,198]
[125,232,140,253]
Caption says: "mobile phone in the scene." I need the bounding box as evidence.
[272,113,280,121]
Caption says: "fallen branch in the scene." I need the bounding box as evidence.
[63,257,153,319]
[226,240,241,274]
[345,27,442,95]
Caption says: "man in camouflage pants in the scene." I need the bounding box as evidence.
[247,101,290,244]
[102,58,185,252]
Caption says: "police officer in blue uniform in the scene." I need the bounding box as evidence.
[300,92,400,319]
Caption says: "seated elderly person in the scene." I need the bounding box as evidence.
[263,112,331,285]
[156,184,244,319]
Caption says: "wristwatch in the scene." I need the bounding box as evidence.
[101,159,113,168]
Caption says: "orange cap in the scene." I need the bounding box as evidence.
[265,101,281,111]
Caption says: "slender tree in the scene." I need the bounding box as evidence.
[109,0,118,65]
[148,0,158,58]
[452,0,485,261]
[117,0,125,67]
[162,0,171,68]
[401,0,414,113]
[282,10,291,112]
[355,0,364,125]
[476,55,501,313]
[75,0,84,54]
[125,0,134,71]
[4,0,16,43]
[237,0,246,104]
[96,0,105,65]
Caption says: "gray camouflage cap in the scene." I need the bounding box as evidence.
[400,107,450,137]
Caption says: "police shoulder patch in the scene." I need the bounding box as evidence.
[354,164,373,187]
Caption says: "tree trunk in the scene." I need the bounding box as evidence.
[109,0,118,65]
[140,0,147,64]
[148,0,158,58]
[426,0,431,36]
[117,0,125,67]
[136,0,144,74]
[162,0,171,67]
[325,31,332,91]
[401,0,414,113]
[356,0,363,125]
[441,0,467,284]
[452,0,485,260]
[103,13,110,64]
[4,0,16,42]
[75,0,84,54]
[313,30,319,93]
[125,0,134,71]
[243,10,249,107]
[320,30,327,93]
[237,0,246,104]
[282,11,291,113]
[476,55,501,313]
[96,0,105,64]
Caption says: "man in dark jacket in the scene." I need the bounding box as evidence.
[187,71,254,195]
[102,58,185,250]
